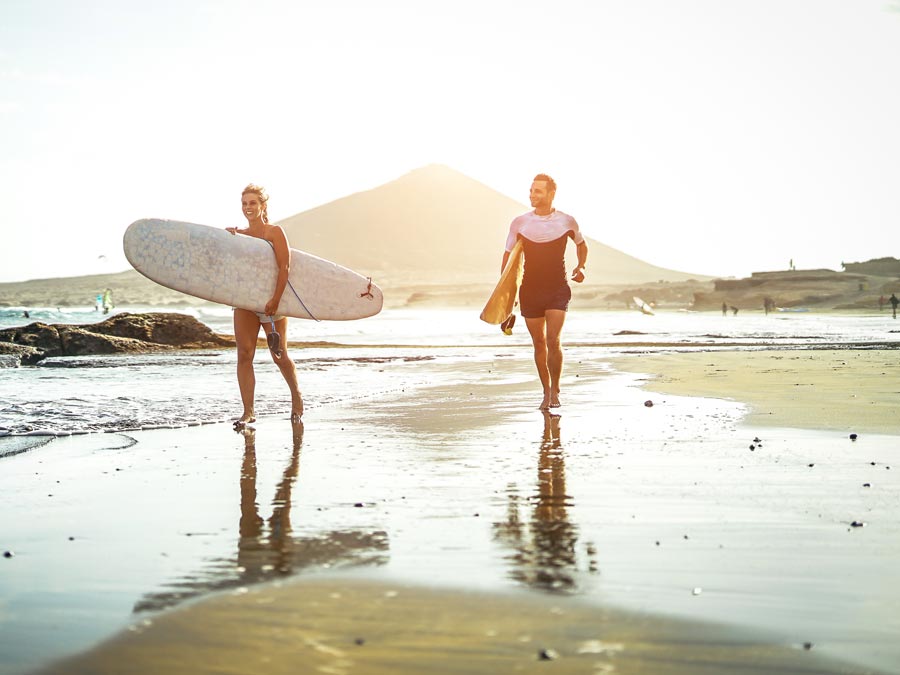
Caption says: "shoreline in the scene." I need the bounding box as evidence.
[3,345,899,674]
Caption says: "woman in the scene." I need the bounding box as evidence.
[226,184,303,426]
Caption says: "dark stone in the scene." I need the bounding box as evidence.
[0,313,234,365]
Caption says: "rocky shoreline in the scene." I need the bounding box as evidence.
[0,313,234,366]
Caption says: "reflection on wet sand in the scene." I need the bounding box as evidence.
[134,423,389,613]
[493,412,598,593]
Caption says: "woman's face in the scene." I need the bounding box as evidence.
[241,192,264,222]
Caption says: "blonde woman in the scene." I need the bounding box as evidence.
[226,184,303,426]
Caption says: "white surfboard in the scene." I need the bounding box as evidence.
[123,219,383,321]
[633,296,655,316]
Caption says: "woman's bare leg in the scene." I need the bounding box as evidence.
[263,317,304,420]
[233,309,260,424]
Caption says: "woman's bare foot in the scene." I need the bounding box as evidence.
[289,392,304,422]
[233,412,256,428]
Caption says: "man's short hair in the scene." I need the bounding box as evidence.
[533,173,556,194]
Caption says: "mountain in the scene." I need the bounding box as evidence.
[278,164,707,286]
[0,165,713,310]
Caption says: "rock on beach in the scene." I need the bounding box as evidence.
[0,313,234,365]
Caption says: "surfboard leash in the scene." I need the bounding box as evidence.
[265,240,320,322]
[286,279,320,322]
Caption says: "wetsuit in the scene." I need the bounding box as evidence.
[504,210,584,319]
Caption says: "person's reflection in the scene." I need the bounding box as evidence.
[493,412,597,593]
[237,422,303,577]
[133,422,388,613]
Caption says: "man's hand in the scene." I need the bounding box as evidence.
[571,267,585,283]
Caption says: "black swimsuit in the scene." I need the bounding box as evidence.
[519,234,573,319]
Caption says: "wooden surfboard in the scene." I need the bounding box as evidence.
[123,219,383,321]
[480,240,524,324]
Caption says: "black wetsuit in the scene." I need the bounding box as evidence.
[519,234,574,319]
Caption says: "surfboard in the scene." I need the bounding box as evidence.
[480,240,524,324]
[633,296,655,316]
[123,219,383,321]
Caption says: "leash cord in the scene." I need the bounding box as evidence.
[265,240,320,322]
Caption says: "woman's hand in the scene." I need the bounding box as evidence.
[264,298,278,316]
[226,227,238,235]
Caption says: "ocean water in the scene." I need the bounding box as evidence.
[1,305,898,446]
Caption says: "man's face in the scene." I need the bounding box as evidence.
[529,181,554,209]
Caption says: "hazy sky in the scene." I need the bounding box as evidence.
[2,0,899,283]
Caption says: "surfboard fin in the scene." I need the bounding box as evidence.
[500,314,516,335]
[266,318,283,357]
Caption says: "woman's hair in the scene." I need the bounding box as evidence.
[242,183,269,223]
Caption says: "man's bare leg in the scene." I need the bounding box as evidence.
[525,316,551,409]
[545,310,567,407]
[264,317,304,420]
[233,309,260,425]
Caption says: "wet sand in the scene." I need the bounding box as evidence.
[4,346,899,675]
[37,577,871,675]
[612,347,900,435]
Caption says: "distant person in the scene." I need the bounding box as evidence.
[102,288,113,314]
[730,305,739,316]
[890,293,899,319]
[722,302,727,316]
[879,295,886,312]
[22,310,30,319]
[226,184,304,426]
[499,174,587,410]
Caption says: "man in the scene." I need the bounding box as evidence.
[501,174,588,410]
[890,293,899,319]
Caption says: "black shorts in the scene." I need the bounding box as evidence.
[519,284,571,319]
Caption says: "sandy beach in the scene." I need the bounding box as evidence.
[3,343,899,674]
